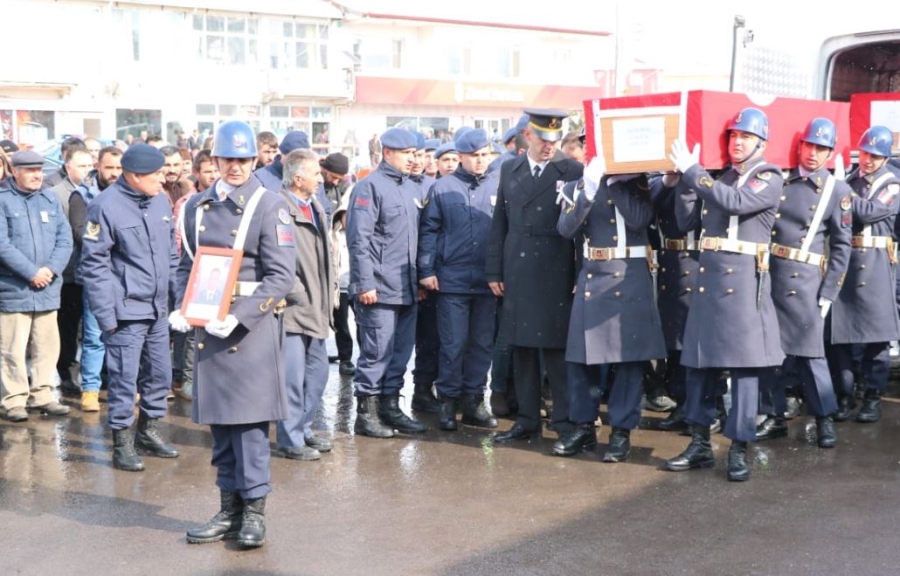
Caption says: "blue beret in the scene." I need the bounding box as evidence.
[455,128,491,154]
[514,114,529,132]
[413,132,427,151]
[502,127,519,145]
[279,131,310,153]
[381,128,418,150]
[453,126,473,143]
[434,143,457,159]
[424,138,441,151]
[10,150,44,168]
[121,144,165,174]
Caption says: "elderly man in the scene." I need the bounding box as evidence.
[0,150,73,422]
[254,131,332,219]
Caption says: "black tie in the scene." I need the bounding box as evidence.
[533,165,541,179]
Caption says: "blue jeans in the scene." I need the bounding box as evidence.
[275,334,330,449]
[80,289,105,393]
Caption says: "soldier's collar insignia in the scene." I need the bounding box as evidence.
[278,208,291,225]
[238,195,245,206]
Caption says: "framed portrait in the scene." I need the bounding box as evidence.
[181,247,243,327]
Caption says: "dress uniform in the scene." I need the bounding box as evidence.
[347,127,427,438]
[828,126,900,424]
[756,119,851,448]
[486,109,584,440]
[175,122,296,549]
[665,108,785,482]
[81,145,178,471]
[417,128,499,431]
[553,171,666,462]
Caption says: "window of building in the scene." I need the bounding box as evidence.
[194,14,258,66]
[360,37,404,71]
[269,21,329,70]
[196,104,216,116]
[116,109,161,142]
[112,9,142,62]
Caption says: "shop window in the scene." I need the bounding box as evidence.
[116,109,161,141]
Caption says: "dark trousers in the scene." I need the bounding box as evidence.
[664,350,687,404]
[760,356,837,417]
[512,347,567,431]
[56,283,83,382]
[276,334,329,449]
[353,302,417,396]
[490,300,514,393]
[413,292,439,388]
[103,317,171,430]
[568,361,642,429]
[434,293,497,398]
[334,291,354,362]
[210,421,271,500]
[831,342,890,397]
[685,367,758,442]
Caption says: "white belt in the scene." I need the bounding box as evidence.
[233,281,260,296]
[770,243,824,267]
[584,245,650,261]
[700,236,767,256]
[852,236,892,249]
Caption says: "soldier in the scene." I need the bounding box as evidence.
[553,159,667,462]
[418,128,499,431]
[754,118,851,447]
[80,144,180,470]
[174,121,295,548]
[434,143,459,177]
[347,127,427,438]
[486,108,584,442]
[828,126,900,424]
[664,108,785,482]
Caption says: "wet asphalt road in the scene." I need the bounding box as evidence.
[4,363,900,576]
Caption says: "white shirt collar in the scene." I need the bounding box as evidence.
[526,154,549,175]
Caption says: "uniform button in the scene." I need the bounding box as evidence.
[612,235,618,241]
[859,282,867,287]
[791,272,799,278]
[685,287,692,293]
[203,204,210,211]
[661,285,667,291]
[609,219,616,224]
[775,213,781,219]
[726,288,734,294]
[702,209,708,215]
[726,268,733,274]
[810,205,817,211]
[682,251,690,258]
[771,231,777,236]
[699,267,705,272]
[236,208,243,214]
[614,291,621,297]
[230,230,238,236]
[228,346,238,353]
[584,291,591,297]
[780,195,787,201]
[587,273,593,279]
[520,252,526,257]
[698,287,705,293]
[860,264,866,270]
[613,272,621,278]
[701,228,706,234]
[683,270,690,276]
[661,267,666,273]
[197,342,205,350]
[199,225,206,232]
[607,199,614,205]
[789,290,797,295]
[537,206,543,211]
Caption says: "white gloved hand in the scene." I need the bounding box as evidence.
[833,153,846,181]
[168,310,191,333]
[205,314,239,339]
[818,297,832,319]
[669,139,701,173]
[583,156,606,201]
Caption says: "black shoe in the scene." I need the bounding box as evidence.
[489,391,512,417]
[601,427,631,463]
[727,441,750,482]
[135,413,179,458]
[237,497,266,548]
[784,396,802,420]
[112,428,145,472]
[834,396,856,422]
[551,424,597,456]
[410,386,440,414]
[438,397,458,431]
[378,394,428,433]
[666,425,715,471]
[755,415,788,441]
[855,391,882,423]
[460,394,498,429]
[186,490,243,544]
[657,404,687,431]
[816,416,836,448]
[305,434,332,452]
[354,396,395,438]
[278,445,322,461]
[493,423,538,443]
[339,361,355,376]
[643,389,677,413]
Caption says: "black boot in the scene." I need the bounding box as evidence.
[135,412,179,458]
[461,394,498,429]
[186,490,243,544]
[551,423,597,456]
[378,394,427,433]
[237,497,266,548]
[855,390,882,423]
[755,415,788,441]
[411,383,440,413]
[834,396,856,422]
[438,397,458,431]
[666,425,715,471]
[784,396,802,419]
[602,427,631,463]
[354,396,395,438]
[657,404,687,431]
[727,441,750,482]
[816,415,837,448]
[643,388,677,412]
[112,428,145,472]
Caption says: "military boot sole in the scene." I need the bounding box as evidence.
[461,417,498,429]
[135,440,180,458]
[113,458,145,472]
[727,469,750,482]
[665,455,715,472]
[551,438,597,457]
[238,537,265,549]
[354,423,395,438]
[854,413,881,423]
[438,420,458,432]
[817,436,837,449]
[601,447,630,463]
[186,529,240,544]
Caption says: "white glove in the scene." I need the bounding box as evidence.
[205,314,239,339]
[583,156,606,201]
[833,153,846,181]
[669,139,701,173]
[168,310,191,333]
[818,297,832,319]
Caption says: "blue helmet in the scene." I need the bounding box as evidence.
[801,118,836,149]
[858,125,894,157]
[212,121,257,158]
[727,107,769,141]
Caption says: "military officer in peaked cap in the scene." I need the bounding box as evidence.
[754,118,851,448]
[486,108,584,442]
[173,121,296,548]
[664,108,785,482]
[828,125,900,424]
[81,144,179,472]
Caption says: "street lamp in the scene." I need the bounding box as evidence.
[729,15,746,92]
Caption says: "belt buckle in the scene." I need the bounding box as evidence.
[592,247,609,261]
